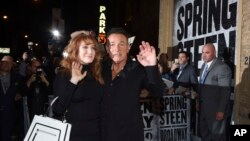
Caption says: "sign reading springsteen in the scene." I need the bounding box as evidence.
[141,95,190,141]
[173,0,237,69]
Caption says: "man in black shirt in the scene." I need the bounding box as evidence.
[101,28,165,141]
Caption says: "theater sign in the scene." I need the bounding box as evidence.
[99,5,107,44]
[173,0,237,69]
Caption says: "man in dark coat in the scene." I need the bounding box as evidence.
[0,55,22,141]
[170,51,198,134]
[171,51,198,92]
[101,28,165,141]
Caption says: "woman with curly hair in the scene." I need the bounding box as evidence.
[53,30,104,141]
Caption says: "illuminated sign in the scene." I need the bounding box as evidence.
[99,5,107,44]
[0,48,10,54]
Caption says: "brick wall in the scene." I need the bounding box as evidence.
[234,0,250,124]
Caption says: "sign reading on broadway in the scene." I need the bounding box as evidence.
[141,95,190,141]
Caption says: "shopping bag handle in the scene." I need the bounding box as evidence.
[45,96,68,122]
[44,96,59,117]
[50,96,59,107]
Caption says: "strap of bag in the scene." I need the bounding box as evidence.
[45,96,68,123]
[44,96,59,117]
[50,96,59,106]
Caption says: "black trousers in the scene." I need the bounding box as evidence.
[0,109,16,141]
[199,114,227,141]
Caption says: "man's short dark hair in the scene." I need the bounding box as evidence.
[106,27,130,38]
[179,51,190,58]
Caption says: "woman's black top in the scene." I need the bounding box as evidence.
[53,71,103,141]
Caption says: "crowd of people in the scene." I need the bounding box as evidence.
[0,27,233,141]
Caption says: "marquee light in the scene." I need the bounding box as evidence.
[0,48,10,54]
[99,5,107,44]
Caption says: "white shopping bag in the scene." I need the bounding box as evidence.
[24,96,71,141]
[24,115,71,141]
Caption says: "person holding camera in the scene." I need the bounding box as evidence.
[18,51,30,78]
[25,59,49,120]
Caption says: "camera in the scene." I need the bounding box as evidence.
[174,58,179,65]
[36,67,43,81]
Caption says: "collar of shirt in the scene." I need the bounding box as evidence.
[205,59,214,69]
[179,63,188,70]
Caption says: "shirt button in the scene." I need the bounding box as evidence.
[110,83,113,86]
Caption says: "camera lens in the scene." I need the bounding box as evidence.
[35,67,43,82]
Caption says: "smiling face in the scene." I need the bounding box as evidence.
[106,33,130,64]
[78,41,96,64]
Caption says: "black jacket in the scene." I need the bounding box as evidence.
[53,71,103,141]
[172,64,198,92]
[0,72,21,141]
[101,59,165,141]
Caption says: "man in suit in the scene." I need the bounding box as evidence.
[199,43,232,141]
[171,51,198,134]
[171,51,198,92]
[0,55,22,141]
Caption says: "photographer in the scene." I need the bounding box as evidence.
[25,59,49,120]
[18,52,30,78]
